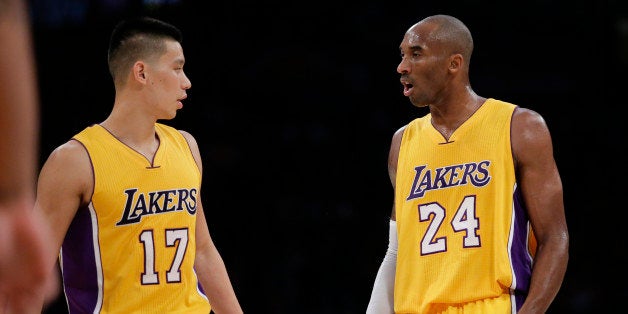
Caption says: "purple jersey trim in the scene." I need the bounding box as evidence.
[511,186,533,311]
[61,205,100,313]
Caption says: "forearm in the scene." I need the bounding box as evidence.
[1,263,59,314]
[195,245,242,314]
[518,235,569,313]
[0,202,60,314]
[366,220,397,314]
[2,290,45,314]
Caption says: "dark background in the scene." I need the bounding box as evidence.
[28,0,626,313]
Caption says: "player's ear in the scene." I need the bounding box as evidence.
[132,61,147,82]
[448,54,463,72]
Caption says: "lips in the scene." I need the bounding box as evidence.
[401,81,413,97]
[177,94,187,108]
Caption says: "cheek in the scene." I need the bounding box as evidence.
[420,63,447,86]
[153,76,177,93]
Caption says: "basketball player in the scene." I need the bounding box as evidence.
[0,0,59,311]
[366,15,569,313]
[31,17,243,313]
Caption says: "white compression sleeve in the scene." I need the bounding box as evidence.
[366,220,397,314]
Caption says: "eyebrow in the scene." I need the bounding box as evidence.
[400,45,424,52]
[174,57,185,65]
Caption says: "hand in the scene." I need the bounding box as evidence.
[0,200,60,313]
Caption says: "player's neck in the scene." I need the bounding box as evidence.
[100,108,158,149]
[429,91,485,138]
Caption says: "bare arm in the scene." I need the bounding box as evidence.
[0,0,39,200]
[3,140,92,313]
[36,141,93,258]
[0,0,60,311]
[388,125,405,221]
[181,131,243,314]
[511,108,569,313]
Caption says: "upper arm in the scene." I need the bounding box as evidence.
[388,126,406,221]
[178,130,213,251]
[35,140,93,257]
[179,130,203,173]
[178,137,225,301]
[511,108,568,243]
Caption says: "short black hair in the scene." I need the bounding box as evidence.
[107,17,183,84]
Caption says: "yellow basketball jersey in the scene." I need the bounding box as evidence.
[394,99,535,313]
[61,123,211,313]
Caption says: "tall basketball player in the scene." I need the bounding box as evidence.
[367,14,569,314]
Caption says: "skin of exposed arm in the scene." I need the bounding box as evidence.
[0,0,38,200]
[387,126,405,221]
[180,130,243,314]
[36,141,92,258]
[4,140,92,313]
[511,108,569,313]
[0,0,59,311]
[383,108,568,313]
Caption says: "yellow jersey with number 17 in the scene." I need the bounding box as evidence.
[394,98,536,314]
[61,123,211,314]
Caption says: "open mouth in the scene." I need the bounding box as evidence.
[402,82,413,96]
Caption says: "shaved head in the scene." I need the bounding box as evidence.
[412,14,474,68]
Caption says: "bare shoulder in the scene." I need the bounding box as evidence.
[391,125,407,151]
[511,107,554,164]
[512,107,552,143]
[38,139,93,205]
[44,139,91,170]
[177,130,198,148]
[512,107,550,133]
[388,125,408,183]
[177,129,203,170]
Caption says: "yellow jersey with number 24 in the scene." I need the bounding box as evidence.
[394,98,536,314]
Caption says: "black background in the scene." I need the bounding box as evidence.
[29,0,626,313]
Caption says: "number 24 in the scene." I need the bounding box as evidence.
[419,195,481,255]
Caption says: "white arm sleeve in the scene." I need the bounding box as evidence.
[366,220,397,314]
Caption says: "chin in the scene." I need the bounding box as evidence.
[160,113,177,120]
[409,98,429,108]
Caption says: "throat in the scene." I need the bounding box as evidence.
[433,125,456,142]
[136,137,160,163]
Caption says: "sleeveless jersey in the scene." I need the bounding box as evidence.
[394,99,536,313]
[61,123,211,314]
